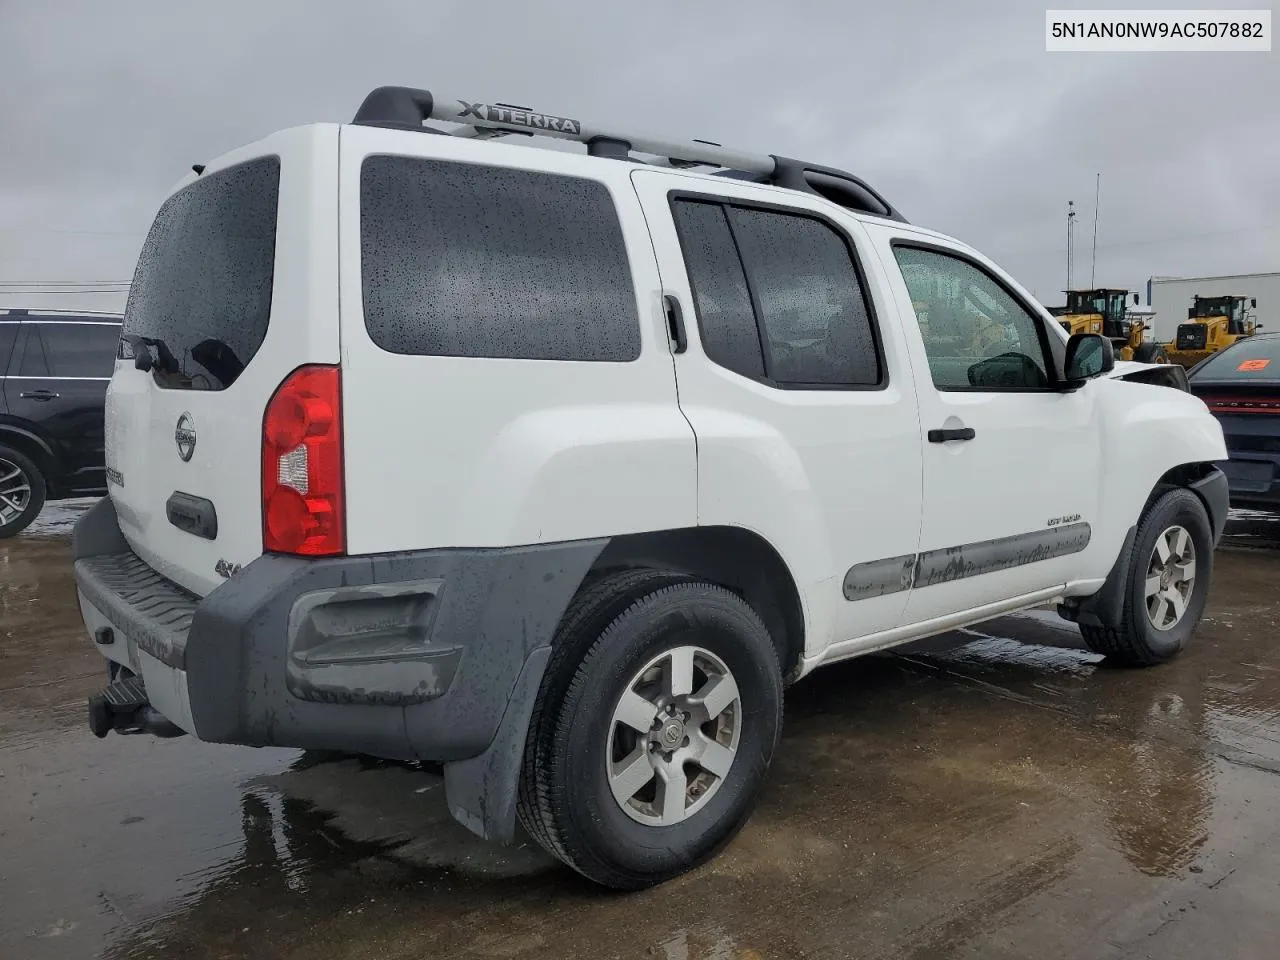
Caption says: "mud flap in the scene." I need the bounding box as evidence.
[1058,524,1136,630]
[441,646,551,844]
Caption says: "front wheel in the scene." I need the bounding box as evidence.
[517,573,783,890]
[1133,342,1169,364]
[1081,488,1212,666]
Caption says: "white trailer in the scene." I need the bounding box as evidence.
[1147,272,1280,342]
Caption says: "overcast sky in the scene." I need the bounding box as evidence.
[1,0,1277,314]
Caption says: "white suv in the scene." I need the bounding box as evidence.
[74,85,1229,890]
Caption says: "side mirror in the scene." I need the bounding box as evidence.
[1064,333,1114,382]
[1133,293,1140,305]
[1252,298,1257,308]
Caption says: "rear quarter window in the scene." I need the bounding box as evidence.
[359,156,641,362]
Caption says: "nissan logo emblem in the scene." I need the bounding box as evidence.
[175,412,197,462]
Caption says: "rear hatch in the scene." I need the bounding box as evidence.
[106,127,340,596]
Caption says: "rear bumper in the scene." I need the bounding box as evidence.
[73,496,606,840]
[1217,454,1280,510]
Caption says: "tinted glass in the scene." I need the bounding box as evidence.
[11,325,49,377]
[0,323,16,373]
[893,245,1050,391]
[727,207,881,385]
[360,156,640,362]
[1192,336,1280,380]
[671,200,764,379]
[123,157,280,391]
[35,323,121,378]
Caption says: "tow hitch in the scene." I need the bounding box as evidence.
[87,674,186,739]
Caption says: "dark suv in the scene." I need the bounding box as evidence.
[0,309,122,537]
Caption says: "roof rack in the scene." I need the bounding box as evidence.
[351,86,908,223]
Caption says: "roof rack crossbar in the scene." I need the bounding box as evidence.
[351,86,907,222]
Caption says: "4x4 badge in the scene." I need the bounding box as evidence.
[175,413,196,462]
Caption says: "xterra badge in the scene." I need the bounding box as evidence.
[175,413,196,462]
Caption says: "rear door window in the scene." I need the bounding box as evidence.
[10,325,50,377]
[0,323,17,375]
[123,156,281,390]
[670,196,884,388]
[359,156,641,362]
[34,323,121,378]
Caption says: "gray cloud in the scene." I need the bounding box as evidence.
[1,0,1276,314]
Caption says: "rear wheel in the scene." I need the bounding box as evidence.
[1081,488,1211,666]
[1133,342,1169,364]
[517,571,783,890]
[0,445,46,538]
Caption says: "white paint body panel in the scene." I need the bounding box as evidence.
[105,125,342,597]
[631,169,924,657]
[336,126,696,554]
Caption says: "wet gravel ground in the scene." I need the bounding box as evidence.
[3,500,1280,959]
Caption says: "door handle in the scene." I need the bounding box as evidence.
[928,427,976,443]
[663,294,688,354]
[19,390,60,401]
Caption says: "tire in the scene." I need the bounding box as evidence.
[0,445,47,539]
[1133,342,1168,364]
[1081,488,1212,666]
[517,570,783,890]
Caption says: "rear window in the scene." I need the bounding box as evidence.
[359,155,641,362]
[1192,337,1280,380]
[122,156,280,390]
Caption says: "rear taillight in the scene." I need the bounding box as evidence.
[262,365,345,556]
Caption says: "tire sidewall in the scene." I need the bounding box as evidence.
[0,445,47,538]
[556,588,782,882]
[1127,490,1212,658]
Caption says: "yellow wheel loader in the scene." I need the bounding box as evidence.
[1163,295,1260,369]
[1052,289,1167,363]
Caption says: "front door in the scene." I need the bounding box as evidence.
[870,232,1104,625]
[631,169,924,655]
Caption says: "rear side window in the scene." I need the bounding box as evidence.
[1192,337,1280,380]
[25,323,121,378]
[360,156,641,362]
[0,323,16,373]
[670,201,765,379]
[123,157,280,391]
[728,207,881,386]
[671,197,883,387]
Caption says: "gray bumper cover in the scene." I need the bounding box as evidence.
[73,497,605,842]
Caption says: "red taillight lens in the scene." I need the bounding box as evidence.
[262,365,345,556]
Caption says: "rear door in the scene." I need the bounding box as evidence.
[631,169,924,655]
[106,126,341,596]
[3,319,119,495]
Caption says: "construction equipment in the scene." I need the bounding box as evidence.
[1052,288,1167,363]
[1163,295,1260,369]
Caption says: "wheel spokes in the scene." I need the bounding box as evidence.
[666,646,695,698]
[609,747,657,805]
[695,736,735,779]
[657,762,688,822]
[688,672,739,725]
[614,690,660,734]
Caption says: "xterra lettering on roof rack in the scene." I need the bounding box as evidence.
[350,85,909,223]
